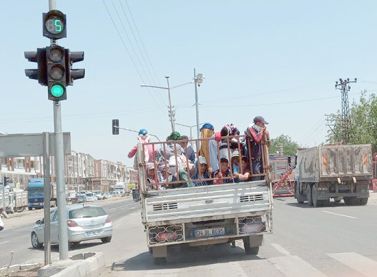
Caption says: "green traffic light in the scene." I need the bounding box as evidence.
[50,84,64,97]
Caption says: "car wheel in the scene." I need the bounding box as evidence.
[101,236,112,243]
[31,232,43,249]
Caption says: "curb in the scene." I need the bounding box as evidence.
[38,252,105,277]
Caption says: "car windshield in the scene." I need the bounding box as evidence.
[69,207,106,219]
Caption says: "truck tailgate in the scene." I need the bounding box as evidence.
[143,180,271,224]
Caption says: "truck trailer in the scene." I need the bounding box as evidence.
[295,144,372,207]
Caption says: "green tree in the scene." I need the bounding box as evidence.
[270,134,299,156]
[327,92,377,151]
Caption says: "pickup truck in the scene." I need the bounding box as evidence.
[137,136,273,264]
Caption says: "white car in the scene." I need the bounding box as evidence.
[31,204,112,248]
[85,192,97,202]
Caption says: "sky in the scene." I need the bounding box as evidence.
[1,0,377,166]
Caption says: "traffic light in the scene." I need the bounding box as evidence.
[66,50,85,85]
[46,45,67,101]
[112,119,119,135]
[43,10,67,40]
[24,48,47,86]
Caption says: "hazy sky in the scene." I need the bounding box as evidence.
[1,1,377,165]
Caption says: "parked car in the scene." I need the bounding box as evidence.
[110,191,121,197]
[95,192,104,200]
[31,204,112,248]
[85,192,97,202]
[103,193,112,199]
[77,194,87,203]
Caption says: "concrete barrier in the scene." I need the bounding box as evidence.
[38,252,105,277]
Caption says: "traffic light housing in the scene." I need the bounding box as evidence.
[46,45,67,101]
[43,10,67,40]
[112,119,119,135]
[24,48,47,86]
[66,50,85,85]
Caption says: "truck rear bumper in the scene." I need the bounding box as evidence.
[317,192,369,200]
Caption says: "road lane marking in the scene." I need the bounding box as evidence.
[271,243,291,256]
[322,211,357,219]
[269,255,327,277]
[328,252,377,277]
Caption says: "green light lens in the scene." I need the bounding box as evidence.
[50,84,64,97]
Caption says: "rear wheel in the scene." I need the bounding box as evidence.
[311,185,319,207]
[101,236,112,243]
[31,232,43,249]
[344,197,357,206]
[153,257,167,265]
[359,198,368,205]
[243,237,260,255]
[295,183,305,204]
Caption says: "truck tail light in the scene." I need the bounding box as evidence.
[105,216,112,223]
[67,219,78,227]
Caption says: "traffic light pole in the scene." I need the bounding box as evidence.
[49,0,68,261]
[53,102,69,260]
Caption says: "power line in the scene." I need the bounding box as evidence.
[119,0,159,85]
[123,0,161,85]
[102,0,166,111]
[110,0,155,86]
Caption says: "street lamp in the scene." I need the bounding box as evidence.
[194,69,204,140]
[141,71,204,134]
[176,122,203,141]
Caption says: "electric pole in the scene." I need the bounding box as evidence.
[335,78,357,144]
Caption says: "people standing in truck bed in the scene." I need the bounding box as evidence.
[199,123,219,175]
[192,156,212,186]
[245,116,270,180]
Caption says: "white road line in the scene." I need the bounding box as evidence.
[328,252,377,277]
[271,243,291,256]
[322,210,357,219]
[0,240,9,245]
[269,255,327,277]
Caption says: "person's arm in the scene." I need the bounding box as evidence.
[249,127,264,143]
[128,146,137,158]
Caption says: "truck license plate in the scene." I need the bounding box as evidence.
[194,227,225,238]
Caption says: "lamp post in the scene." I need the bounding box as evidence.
[176,123,202,141]
[141,72,204,134]
[194,69,204,140]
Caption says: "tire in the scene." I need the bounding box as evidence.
[101,236,112,243]
[31,232,43,249]
[319,199,330,207]
[306,185,313,206]
[69,241,80,249]
[153,257,167,265]
[359,198,368,206]
[28,207,32,211]
[311,185,319,208]
[344,197,357,206]
[243,237,260,255]
[295,183,304,204]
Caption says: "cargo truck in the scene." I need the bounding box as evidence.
[138,136,273,264]
[294,144,372,207]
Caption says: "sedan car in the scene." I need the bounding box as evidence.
[31,204,112,249]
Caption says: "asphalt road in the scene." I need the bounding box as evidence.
[2,194,377,276]
[0,197,140,267]
[101,193,377,277]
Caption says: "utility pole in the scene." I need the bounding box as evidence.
[335,78,357,144]
[165,76,175,132]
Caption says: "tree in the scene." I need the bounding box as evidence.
[270,134,299,156]
[327,92,377,151]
